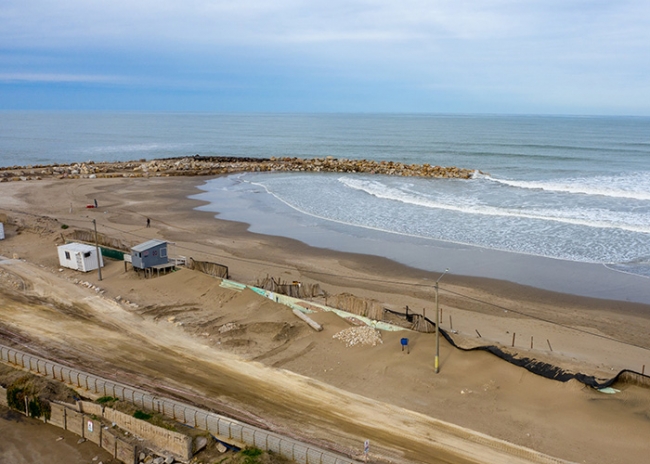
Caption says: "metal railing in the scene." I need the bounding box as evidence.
[0,344,355,464]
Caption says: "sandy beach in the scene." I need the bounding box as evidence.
[1,176,650,464]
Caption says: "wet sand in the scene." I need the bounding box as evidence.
[193,175,650,304]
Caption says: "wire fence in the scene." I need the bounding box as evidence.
[0,344,356,464]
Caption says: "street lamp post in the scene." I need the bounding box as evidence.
[92,219,102,282]
[434,268,449,373]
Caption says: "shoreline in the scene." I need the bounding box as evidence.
[2,176,649,315]
[3,155,647,305]
[193,175,650,305]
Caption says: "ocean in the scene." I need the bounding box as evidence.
[2,112,649,302]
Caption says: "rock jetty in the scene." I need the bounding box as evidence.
[0,155,478,181]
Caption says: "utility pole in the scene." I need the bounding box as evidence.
[92,219,102,281]
[434,268,449,373]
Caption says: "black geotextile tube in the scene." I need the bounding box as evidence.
[384,308,648,389]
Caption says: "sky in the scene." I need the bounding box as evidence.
[1,1,650,115]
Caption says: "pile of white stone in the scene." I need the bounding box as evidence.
[333,326,383,347]
[218,322,240,333]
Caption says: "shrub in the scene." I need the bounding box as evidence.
[96,396,118,404]
[133,410,152,420]
[241,447,263,464]
[6,384,51,420]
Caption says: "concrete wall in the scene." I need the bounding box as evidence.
[101,427,117,457]
[4,394,188,463]
[80,400,191,459]
[65,407,85,437]
[103,407,192,460]
[116,436,137,464]
[47,402,138,464]
[85,416,102,445]
[78,400,103,417]
[48,401,70,429]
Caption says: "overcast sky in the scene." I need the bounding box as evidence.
[2,0,649,114]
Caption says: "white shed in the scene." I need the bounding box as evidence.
[0,222,4,240]
[58,243,104,272]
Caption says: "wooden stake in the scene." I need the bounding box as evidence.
[547,339,553,352]
[475,329,482,338]
[530,336,533,349]
[511,332,516,347]
[449,315,453,330]
[643,365,645,375]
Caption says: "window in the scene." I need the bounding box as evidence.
[83,252,91,258]
[161,248,167,258]
[65,251,70,260]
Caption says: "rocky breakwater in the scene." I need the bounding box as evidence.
[0,155,479,181]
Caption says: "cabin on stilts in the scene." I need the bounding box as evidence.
[127,239,175,278]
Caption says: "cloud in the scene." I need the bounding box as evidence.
[0,73,126,84]
[0,0,618,46]
[1,1,649,113]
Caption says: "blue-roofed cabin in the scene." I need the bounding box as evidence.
[131,239,168,269]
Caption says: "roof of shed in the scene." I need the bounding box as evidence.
[58,242,97,252]
[132,239,167,252]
